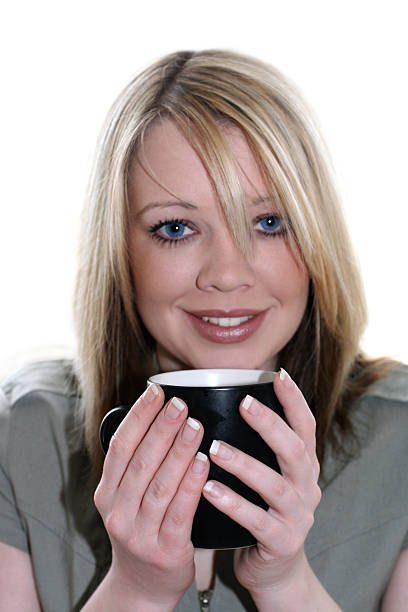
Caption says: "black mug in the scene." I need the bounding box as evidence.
[99,369,284,549]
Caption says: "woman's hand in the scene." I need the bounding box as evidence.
[93,384,210,611]
[202,369,324,609]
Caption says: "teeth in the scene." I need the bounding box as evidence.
[201,316,253,327]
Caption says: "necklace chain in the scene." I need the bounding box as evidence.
[198,588,214,611]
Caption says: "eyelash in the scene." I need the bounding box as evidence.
[149,218,195,247]
[148,215,286,247]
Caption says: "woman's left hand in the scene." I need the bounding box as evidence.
[202,368,322,603]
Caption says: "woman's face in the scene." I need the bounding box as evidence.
[128,120,309,372]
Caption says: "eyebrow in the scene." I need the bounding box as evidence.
[135,200,198,219]
[134,196,274,220]
[251,196,274,207]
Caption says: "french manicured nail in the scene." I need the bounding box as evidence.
[192,452,208,474]
[182,417,200,442]
[165,397,185,420]
[143,383,159,403]
[279,368,294,388]
[209,440,234,460]
[203,481,224,498]
[242,395,263,416]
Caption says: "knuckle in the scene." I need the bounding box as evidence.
[272,476,288,499]
[239,452,254,473]
[93,483,105,513]
[105,511,124,540]
[304,510,315,533]
[291,437,306,461]
[170,444,188,463]
[128,452,149,475]
[282,484,298,507]
[125,535,145,559]
[154,420,180,445]
[255,511,272,536]
[151,555,167,572]
[309,413,317,435]
[254,515,281,546]
[148,477,172,504]
[168,507,188,528]
[150,549,181,572]
[178,476,199,497]
[229,494,245,515]
[312,482,322,507]
[128,403,144,423]
[108,432,129,458]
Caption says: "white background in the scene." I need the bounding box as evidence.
[1,0,407,378]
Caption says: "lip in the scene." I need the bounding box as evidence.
[184,309,268,344]
[188,309,264,317]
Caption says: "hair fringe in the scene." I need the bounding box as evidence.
[73,49,399,478]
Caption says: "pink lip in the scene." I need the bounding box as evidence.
[184,309,268,344]
[188,309,263,317]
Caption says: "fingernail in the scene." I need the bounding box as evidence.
[209,440,234,460]
[143,383,159,403]
[203,481,223,498]
[182,417,200,442]
[242,394,262,416]
[165,397,185,420]
[279,368,294,388]
[192,452,208,474]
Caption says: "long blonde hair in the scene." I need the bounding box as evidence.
[74,49,394,475]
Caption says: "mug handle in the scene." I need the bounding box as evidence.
[99,406,130,454]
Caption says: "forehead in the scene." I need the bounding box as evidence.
[128,120,267,206]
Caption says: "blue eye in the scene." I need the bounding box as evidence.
[150,218,195,245]
[160,221,192,238]
[254,215,282,233]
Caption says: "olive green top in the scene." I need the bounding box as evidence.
[1,360,407,611]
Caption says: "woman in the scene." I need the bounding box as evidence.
[0,50,407,611]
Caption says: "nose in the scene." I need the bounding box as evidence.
[196,231,256,292]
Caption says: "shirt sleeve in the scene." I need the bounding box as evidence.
[0,389,28,552]
[401,531,408,551]
[0,465,28,552]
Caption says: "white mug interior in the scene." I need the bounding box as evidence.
[148,369,276,387]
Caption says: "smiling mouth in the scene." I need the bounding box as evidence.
[199,315,254,327]
[185,309,267,344]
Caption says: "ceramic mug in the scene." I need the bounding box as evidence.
[99,369,284,549]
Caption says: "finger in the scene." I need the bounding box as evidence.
[208,440,302,519]
[138,417,204,531]
[114,397,188,513]
[239,394,316,492]
[274,368,320,478]
[97,383,164,500]
[202,479,280,549]
[160,452,210,548]
[202,479,314,556]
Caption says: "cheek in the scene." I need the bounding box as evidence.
[129,243,196,306]
[257,242,309,303]
[281,261,309,303]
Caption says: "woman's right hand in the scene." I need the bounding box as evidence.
[92,383,209,611]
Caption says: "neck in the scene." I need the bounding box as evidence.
[194,548,218,591]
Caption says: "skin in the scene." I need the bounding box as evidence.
[127,120,310,373]
[95,119,327,608]
[2,119,407,610]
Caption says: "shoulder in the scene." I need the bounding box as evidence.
[360,363,408,406]
[0,361,106,587]
[343,364,408,471]
[0,360,82,467]
[351,364,408,438]
[0,359,79,408]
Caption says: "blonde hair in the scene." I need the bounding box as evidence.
[74,49,393,475]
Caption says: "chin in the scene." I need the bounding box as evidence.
[186,352,275,371]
